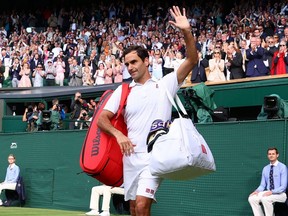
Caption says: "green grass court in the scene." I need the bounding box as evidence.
[0,207,127,216]
[0,207,84,216]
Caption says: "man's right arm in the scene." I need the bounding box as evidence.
[249,168,266,196]
[168,6,197,84]
[97,110,134,156]
[256,167,267,192]
[97,110,121,138]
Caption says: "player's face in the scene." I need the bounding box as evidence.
[124,51,150,83]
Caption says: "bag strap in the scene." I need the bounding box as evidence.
[165,87,188,117]
[115,83,131,119]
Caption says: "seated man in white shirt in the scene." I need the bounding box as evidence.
[0,154,20,206]
[85,184,124,216]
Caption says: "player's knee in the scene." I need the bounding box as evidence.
[135,199,151,215]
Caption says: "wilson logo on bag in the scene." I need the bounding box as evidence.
[79,83,130,187]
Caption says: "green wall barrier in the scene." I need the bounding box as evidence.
[208,78,288,108]
[2,116,27,133]
[0,120,287,215]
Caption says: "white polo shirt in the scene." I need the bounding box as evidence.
[104,72,180,152]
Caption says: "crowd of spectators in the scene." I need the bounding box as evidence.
[0,0,287,89]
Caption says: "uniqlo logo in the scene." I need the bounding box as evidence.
[145,188,155,195]
[201,144,207,154]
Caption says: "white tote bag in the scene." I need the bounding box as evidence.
[149,89,216,180]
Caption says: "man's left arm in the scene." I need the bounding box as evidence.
[168,6,198,84]
[273,164,287,194]
[13,166,20,182]
[4,169,8,183]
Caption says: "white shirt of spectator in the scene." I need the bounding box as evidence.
[52,47,62,59]
[172,57,185,73]
[122,65,131,80]
[163,56,175,69]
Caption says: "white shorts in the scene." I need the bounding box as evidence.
[123,152,162,201]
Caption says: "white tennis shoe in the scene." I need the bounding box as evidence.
[85,210,100,216]
[99,211,110,216]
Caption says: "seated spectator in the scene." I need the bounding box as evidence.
[85,184,124,216]
[248,147,287,216]
[0,154,20,206]
[207,49,226,82]
[271,40,288,75]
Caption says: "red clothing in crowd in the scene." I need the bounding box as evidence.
[271,51,287,75]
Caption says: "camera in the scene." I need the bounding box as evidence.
[263,96,279,119]
[27,105,33,113]
[56,104,63,110]
[75,96,82,104]
[79,110,88,120]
